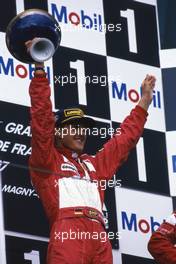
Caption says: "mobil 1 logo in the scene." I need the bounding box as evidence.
[103,0,159,66]
[53,47,110,119]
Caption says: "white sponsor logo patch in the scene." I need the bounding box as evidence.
[61,163,77,172]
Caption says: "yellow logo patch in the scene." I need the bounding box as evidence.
[64,109,84,117]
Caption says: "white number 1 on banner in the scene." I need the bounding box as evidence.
[24,250,40,264]
[120,9,138,53]
[70,60,87,106]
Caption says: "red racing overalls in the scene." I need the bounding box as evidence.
[29,72,148,264]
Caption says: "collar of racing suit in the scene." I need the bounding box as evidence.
[56,145,91,178]
[56,145,79,162]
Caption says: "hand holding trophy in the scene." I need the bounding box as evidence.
[6,9,61,63]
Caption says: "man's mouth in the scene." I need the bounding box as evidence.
[74,136,85,143]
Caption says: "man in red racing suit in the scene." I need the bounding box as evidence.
[148,212,176,264]
[29,61,156,264]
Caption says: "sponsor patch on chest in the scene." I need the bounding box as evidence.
[61,163,78,172]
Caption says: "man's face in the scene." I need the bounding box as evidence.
[56,122,88,154]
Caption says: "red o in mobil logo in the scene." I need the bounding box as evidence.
[121,211,161,233]
[112,81,161,109]
[51,4,103,31]
[0,56,50,82]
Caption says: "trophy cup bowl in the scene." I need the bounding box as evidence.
[6,9,61,63]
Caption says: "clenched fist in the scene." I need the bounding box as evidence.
[138,74,156,111]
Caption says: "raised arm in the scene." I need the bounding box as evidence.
[29,62,55,170]
[92,75,156,180]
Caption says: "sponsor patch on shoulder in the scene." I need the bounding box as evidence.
[61,163,77,172]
